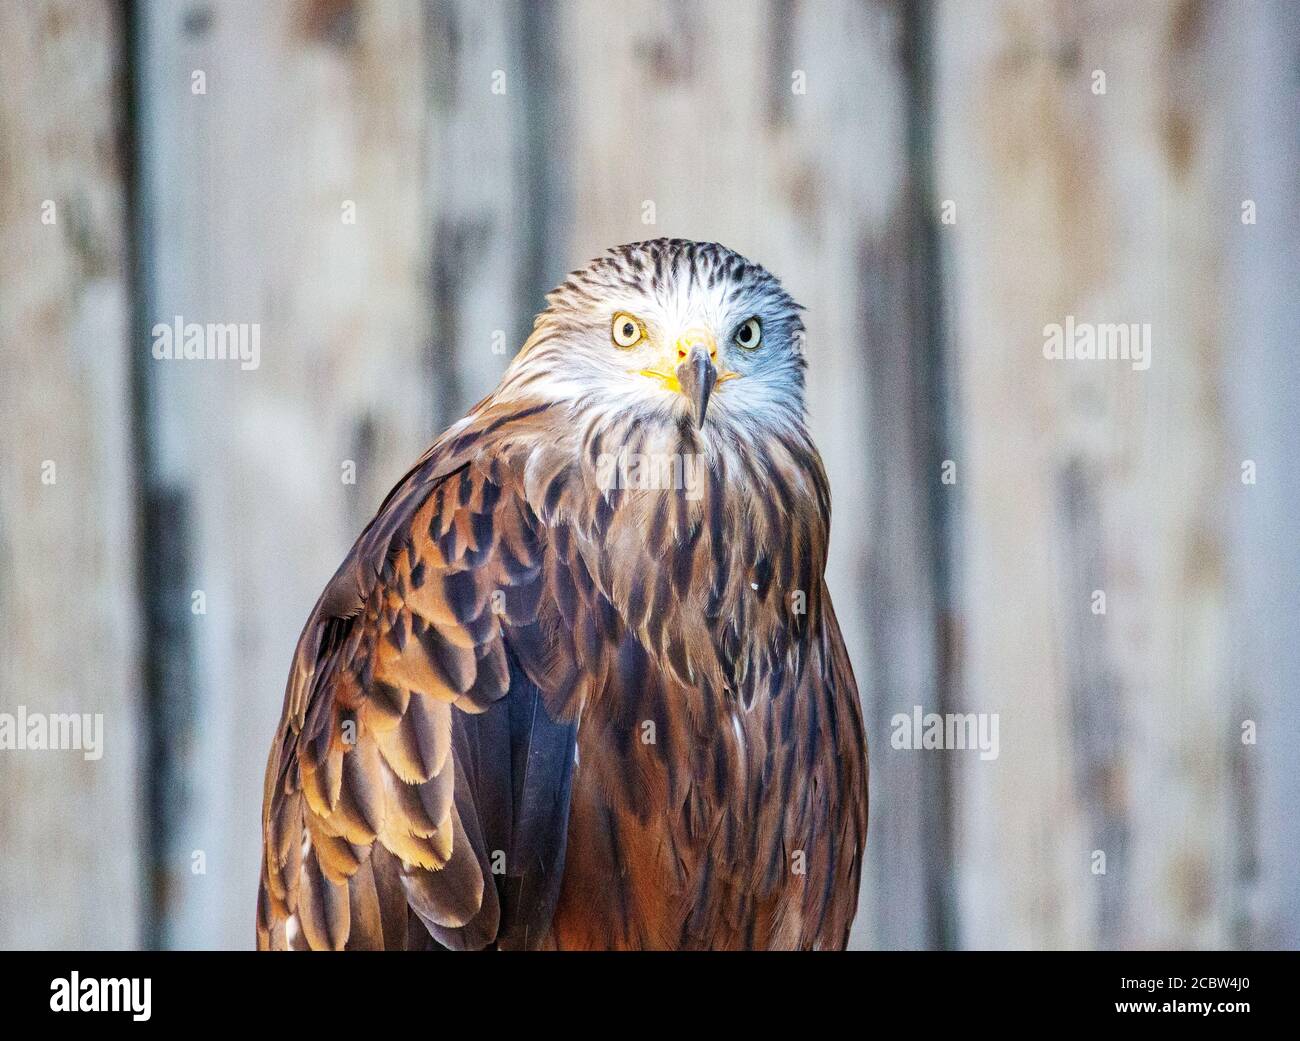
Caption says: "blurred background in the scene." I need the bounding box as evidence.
[1,0,1297,950]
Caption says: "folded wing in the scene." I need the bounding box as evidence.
[257,406,580,950]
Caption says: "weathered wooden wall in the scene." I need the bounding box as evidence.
[0,0,142,948]
[0,0,1295,950]
[1220,0,1300,950]
[133,0,437,948]
[934,0,1299,948]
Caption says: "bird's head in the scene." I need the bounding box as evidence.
[500,239,807,435]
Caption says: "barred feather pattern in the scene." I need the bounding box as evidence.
[258,240,868,950]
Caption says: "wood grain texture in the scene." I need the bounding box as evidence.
[423,0,537,427]
[135,0,435,947]
[1220,0,1300,949]
[933,0,1256,948]
[0,0,141,948]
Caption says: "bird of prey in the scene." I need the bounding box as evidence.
[258,239,868,950]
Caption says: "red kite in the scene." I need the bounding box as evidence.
[258,240,868,949]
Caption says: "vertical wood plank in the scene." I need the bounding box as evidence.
[0,0,142,948]
[551,0,935,948]
[424,0,538,426]
[1221,0,1300,949]
[934,0,1245,948]
[135,0,435,947]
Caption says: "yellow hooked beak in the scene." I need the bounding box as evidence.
[639,327,739,427]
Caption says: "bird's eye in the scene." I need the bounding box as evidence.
[611,312,643,349]
[735,317,762,350]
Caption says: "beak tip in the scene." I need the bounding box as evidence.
[676,345,718,428]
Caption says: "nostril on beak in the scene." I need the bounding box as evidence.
[676,329,718,364]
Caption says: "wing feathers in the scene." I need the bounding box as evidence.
[402,807,485,931]
[297,848,350,952]
[259,418,580,950]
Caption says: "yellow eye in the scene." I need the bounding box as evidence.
[611,312,643,348]
[735,317,762,350]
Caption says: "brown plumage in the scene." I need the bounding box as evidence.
[258,239,867,950]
